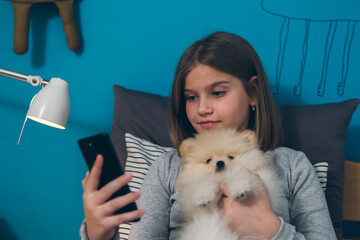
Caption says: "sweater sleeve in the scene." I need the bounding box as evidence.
[79,220,119,240]
[79,149,181,240]
[79,220,89,240]
[271,149,337,240]
[128,150,181,240]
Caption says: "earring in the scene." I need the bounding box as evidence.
[251,106,256,111]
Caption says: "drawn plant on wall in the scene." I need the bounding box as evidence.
[261,0,359,97]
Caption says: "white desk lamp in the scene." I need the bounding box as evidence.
[0,68,70,144]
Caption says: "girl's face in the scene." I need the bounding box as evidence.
[184,64,256,134]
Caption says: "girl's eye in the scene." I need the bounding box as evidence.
[228,156,234,160]
[185,95,197,102]
[206,158,212,164]
[212,91,226,97]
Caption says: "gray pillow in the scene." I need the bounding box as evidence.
[111,85,171,169]
[111,84,359,239]
[279,100,359,239]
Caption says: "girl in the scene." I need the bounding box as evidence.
[80,31,336,240]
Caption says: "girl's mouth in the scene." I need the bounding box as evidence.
[198,121,221,128]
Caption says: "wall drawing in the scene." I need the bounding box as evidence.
[261,0,359,97]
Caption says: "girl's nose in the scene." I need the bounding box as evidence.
[197,98,213,116]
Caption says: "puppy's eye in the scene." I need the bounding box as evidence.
[206,158,212,164]
[228,156,234,160]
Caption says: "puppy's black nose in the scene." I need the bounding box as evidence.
[216,161,225,172]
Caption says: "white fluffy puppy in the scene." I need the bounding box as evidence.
[175,128,286,240]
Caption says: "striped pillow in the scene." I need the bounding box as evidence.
[314,162,329,192]
[118,133,173,239]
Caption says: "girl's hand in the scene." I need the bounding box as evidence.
[219,170,280,240]
[82,155,145,240]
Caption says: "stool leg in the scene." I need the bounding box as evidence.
[12,2,32,54]
[55,0,81,51]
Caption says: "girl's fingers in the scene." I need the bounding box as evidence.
[220,182,231,197]
[245,168,260,178]
[96,174,133,204]
[102,191,140,215]
[105,209,145,229]
[85,154,104,192]
[82,172,89,190]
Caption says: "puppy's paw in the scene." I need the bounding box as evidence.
[226,172,262,201]
[192,180,220,208]
[235,190,249,200]
[198,200,211,207]
[193,189,217,207]
[230,184,250,201]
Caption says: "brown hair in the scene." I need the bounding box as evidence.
[168,31,282,151]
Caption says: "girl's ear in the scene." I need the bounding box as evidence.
[249,76,258,107]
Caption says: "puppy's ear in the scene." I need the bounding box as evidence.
[239,130,258,147]
[179,138,195,159]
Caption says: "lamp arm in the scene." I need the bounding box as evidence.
[0,68,49,87]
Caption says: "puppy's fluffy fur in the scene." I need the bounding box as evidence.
[175,128,286,240]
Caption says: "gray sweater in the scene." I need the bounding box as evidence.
[80,147,337,240]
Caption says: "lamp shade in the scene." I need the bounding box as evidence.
[26,77,70,129]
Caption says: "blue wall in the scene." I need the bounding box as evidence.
[0,0,359,239]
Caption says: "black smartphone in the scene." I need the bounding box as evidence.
[78,133,139,217]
